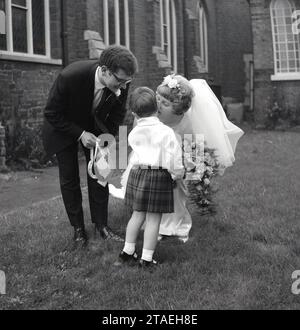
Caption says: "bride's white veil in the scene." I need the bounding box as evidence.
[186,79,244,169]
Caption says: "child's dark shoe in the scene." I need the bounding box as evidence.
[114,251,139,267]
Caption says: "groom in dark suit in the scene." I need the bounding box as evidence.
[42,45,138,247]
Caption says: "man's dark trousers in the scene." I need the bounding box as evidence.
[43,60,129,230]
[56,143,108,229]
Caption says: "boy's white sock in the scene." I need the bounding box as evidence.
[141,249,154,262]
[123,242,136,255]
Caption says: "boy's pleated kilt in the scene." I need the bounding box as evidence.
[125,166,174,213]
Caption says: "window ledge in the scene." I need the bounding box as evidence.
[271,73,300,81]
[0,52,62,65]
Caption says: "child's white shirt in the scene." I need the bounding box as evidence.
[128,116,185,180]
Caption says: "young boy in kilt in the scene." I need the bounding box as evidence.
[118,87,185,267]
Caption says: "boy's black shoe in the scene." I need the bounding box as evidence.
[138,259,159,270]
[114,251,139,266]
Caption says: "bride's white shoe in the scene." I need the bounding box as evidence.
[109,184,125,199]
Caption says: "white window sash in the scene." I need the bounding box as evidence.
[44,0,50,57]
[114,0,120,45]
[160,0,169,54]
[160,0,177,72]
[103,0,130,48]
[198,2,208,71]
[171,0,177,73]
[27,0,33,54]
[1,0,52,60]
[160,0,164,51]
[166,0,171,62]
[103,0,109,45]
[270,0,300,75]
[124,0,129,48]
[271,72,300,80]
[204,9,208,70]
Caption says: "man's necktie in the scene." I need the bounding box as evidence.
[93,88,104,110]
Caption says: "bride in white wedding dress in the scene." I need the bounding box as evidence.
[109,75,244,242]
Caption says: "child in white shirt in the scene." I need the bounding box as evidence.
[118,87,185,268]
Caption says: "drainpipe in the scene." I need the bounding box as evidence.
[182,0,189,79]
[60,0,69,67]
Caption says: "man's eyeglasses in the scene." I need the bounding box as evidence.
[111,71,132,85]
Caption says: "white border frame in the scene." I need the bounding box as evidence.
[270,0,300,80]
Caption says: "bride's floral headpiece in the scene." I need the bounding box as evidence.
[162,74,181,91]
[157,74,194,115]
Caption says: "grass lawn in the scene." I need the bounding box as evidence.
[0,128,300,310]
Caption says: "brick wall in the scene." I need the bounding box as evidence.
[0,1,63,155]
[249,0,300,123]
[65,0,89,63]
[50,0,62,60]
[0,122,6,170]
[0,61,61,137]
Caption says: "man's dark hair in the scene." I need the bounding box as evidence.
[129,87,157,118]
[99,45,138,76]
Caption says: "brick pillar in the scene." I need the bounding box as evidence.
[0,122,7,170]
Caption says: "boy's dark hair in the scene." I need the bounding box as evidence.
[99,45,138,76]
[129,87,157,118]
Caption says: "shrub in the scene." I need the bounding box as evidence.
[5,121,56,170]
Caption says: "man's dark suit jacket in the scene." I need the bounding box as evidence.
[42,60,129,156]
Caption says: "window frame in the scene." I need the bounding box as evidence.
[160,0,177,73]
[270,0,300,81]
[103,0,130,49]
[0,0,61,64]
[198,1,208,72]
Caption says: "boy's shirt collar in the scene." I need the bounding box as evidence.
[136,116,160,126]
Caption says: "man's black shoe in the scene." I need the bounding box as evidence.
[95,225,124,242]
[73,227,88,248]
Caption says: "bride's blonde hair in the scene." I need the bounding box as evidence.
[157,75,194,115]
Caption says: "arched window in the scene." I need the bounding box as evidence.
[103,0,130,48]
[270,0,300,79]
[160,0,177,72]
[197,1,208,71]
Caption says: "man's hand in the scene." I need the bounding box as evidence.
[80,131,97,149]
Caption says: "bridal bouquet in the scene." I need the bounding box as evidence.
[184,141,220,214]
